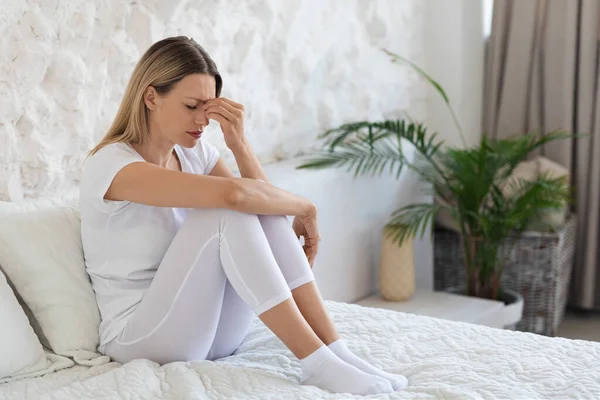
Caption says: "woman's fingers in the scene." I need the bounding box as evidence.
[293,215,319,267]
[204,105,235,122]
[219,97,244,111]
[205,111,228,126]
[302,245,314,268]
[216,99,243,116]
[292,217,304,239]
[204,98,243,117]
[303,238,319,267]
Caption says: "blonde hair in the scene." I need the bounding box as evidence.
[88,36,222,156]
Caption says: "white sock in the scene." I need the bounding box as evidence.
[299,345,393,395]
[328,339,408,391]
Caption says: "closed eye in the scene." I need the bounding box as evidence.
[186,105,197,110]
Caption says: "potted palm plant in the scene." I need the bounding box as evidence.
[297,49,575,327]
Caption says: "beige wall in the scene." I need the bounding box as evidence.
[423,0,485,149]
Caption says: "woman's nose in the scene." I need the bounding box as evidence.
[195,110,209,126]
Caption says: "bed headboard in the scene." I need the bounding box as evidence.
[263,147,433,303]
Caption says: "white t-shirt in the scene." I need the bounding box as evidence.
[79,140,219,350]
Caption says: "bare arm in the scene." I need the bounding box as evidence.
[202,97,320,266]
[228,138,270,183]
[105,161,316,217]
[209,156,321,267]
[201,97,270,183]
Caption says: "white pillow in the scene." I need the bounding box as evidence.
[0,199,109,366]
[0,267,48,381]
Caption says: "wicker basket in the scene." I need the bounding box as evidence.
[434,215,577,336]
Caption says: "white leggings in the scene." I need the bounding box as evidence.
[103,208,315,364]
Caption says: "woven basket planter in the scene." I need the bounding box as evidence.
[434,214,577,336]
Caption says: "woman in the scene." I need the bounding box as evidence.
[80,36,407,396]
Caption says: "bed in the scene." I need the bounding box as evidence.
[1,159,598,399]
[2,301,599,399]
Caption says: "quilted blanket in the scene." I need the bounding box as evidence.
[2,301,600,399]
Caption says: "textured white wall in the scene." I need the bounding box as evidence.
[0,0,426,202]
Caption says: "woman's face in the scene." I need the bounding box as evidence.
[144,73,216,148]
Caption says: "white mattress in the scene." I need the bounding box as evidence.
[2,301,600,399]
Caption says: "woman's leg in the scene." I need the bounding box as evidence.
[104,207,319,363]
[204,214,333,360]
[103,210,240,364]
[256,215,339,345]
[103,208,393,395]
[257,215,408,390]
[204,279,254,361]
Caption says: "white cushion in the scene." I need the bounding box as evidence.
[0,267,48,381]
[0,199,109,366]
[0,267,74,384]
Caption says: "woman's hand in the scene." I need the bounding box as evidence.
[292,207,321,268]
[202,97,246,149]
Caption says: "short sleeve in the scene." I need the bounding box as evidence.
[81,143,145,214]
[196,139,220,174]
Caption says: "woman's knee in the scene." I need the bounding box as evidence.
[186,207,258,226]
[257,214,291,232]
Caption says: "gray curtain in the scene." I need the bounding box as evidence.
[483,0,600,310]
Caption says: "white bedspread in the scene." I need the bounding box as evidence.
[2,301,600,399]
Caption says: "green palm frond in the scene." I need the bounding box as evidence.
[316,119,443,158]
[297,120,444,180]
[436,131,575,235]
[297,134,405,178]
[440,147,494,218]
[488,130,575,184]
[469,173,570,241]
[384,203,441,246]
[503,174,571,230]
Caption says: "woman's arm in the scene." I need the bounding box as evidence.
[207,141,269,183]
[201,96,320,265]
[105,161,316,217]
[208,157,320,267]
[229,139,270,183]
[202,97,270,183]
